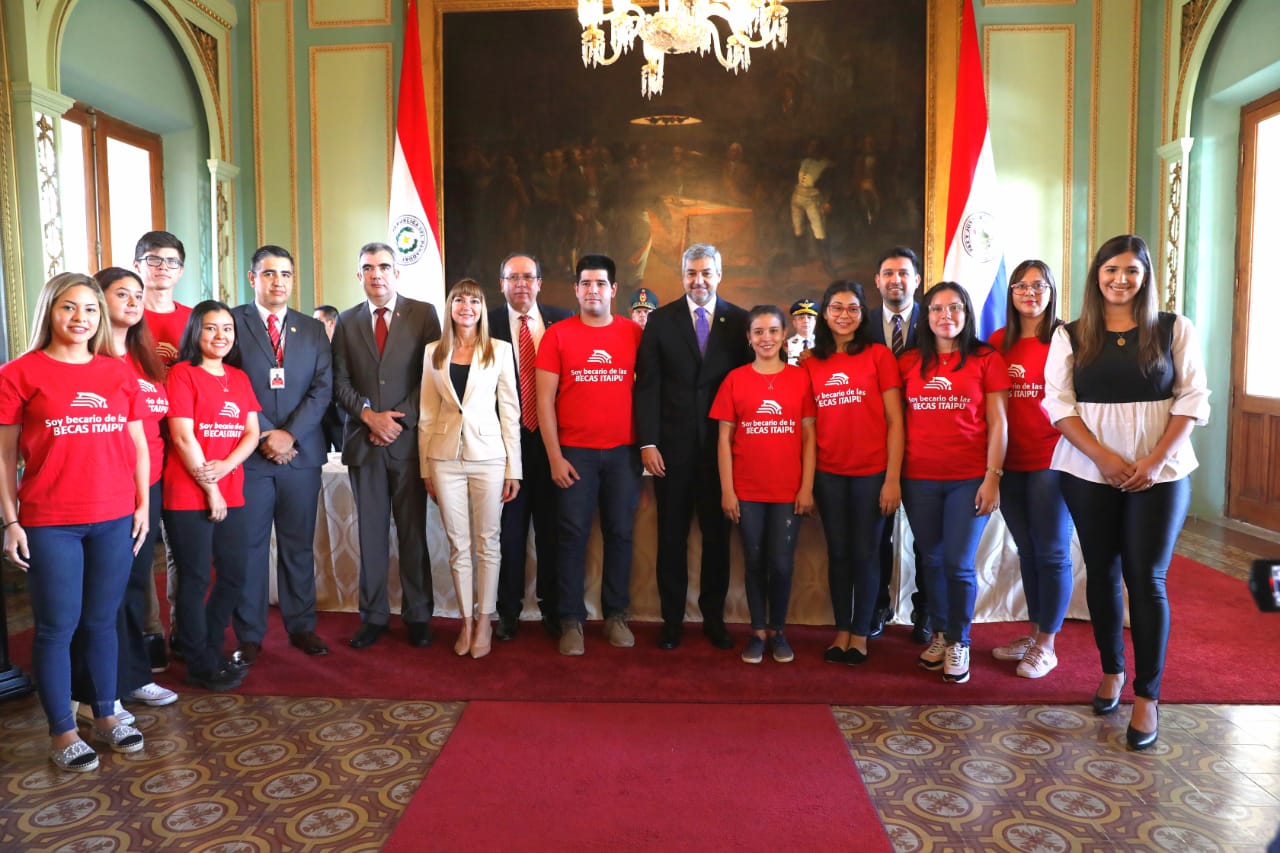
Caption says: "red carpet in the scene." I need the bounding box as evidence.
[383,701,889,851]
[8,555,1270,705]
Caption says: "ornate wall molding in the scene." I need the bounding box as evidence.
[1157,137,1193,314]
[208,158,239,305]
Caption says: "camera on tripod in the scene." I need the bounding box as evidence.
[1250,560,1280,612]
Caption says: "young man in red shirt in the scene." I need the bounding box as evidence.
[535,254,643,656]
[135,231,192,369]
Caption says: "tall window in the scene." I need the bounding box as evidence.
[60,103,165,273]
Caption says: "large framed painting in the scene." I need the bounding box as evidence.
[435,0,941,314]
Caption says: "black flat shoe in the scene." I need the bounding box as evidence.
[658,623,682,650]
[823,646,845,664]
[843,647,869,666]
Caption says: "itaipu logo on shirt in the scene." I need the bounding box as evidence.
[586,349,613,365]
[756,399,783,416]
[824,372,849,387]
[569,348,630,384]
[156,341,179,364]
[218,402,241,419]
[912,374,971,412]
[743,400,796,436]
[1007,364,1026,379]
[1007,364,1043,399]
[815,373,867,408]
[138,378,158,392]
[70,391,108,409]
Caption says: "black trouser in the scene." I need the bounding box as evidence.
[496,426,560,622]
[164,505,249,678]
[875,514,927,620]
[1060,474,1190,701]
[653,449,732,628]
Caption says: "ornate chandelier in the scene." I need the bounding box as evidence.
[578,0,789,98]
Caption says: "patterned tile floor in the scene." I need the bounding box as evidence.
[0,516,1276,851]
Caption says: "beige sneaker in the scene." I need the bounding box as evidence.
[1016,643,1058,679]
[603,613,635,648]
[992,635,1034,661]
[559,619,585,656]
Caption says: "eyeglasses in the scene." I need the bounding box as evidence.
[927,303,965,316]
[826,305,862,316]
[138,255,184,270]
[1012,282,1051,294]
[502,274,539,283]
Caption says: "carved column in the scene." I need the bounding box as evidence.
[207,158,240,305]
[9,84,74,282]
[1157,137,1194,314]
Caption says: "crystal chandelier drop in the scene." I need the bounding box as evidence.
[578,0,789,98]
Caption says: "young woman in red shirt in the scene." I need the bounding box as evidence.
[0,273,150,772]
[803,281,903,665]
[900,283,1009,684]
[712,305,816,665]
[988,261,1072,679]
[164,301,261,692]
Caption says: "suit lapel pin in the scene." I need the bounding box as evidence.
[289,327,297,333]
[718,317,725,323]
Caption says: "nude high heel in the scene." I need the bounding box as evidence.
[471,615,493,659]
[454,618,473,656]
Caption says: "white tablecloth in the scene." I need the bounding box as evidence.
[272,456,1089,625]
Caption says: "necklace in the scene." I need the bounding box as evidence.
[203,365,230,392]
[1114,332,1127,347]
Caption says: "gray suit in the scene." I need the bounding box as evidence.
[231,304,332,642]
[332,294,442,626]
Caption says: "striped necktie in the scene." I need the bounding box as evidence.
[519,315,538,431]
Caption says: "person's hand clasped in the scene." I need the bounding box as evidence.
[1118,455,1162,492]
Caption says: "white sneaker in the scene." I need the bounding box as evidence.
[992,635,1034,661]
[75,700,135,727]
[1016,644,1058,679]
[126,682,179,707]
[943,642,970,683]
[917,634,947,670]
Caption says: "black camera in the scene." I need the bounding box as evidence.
[1250,560,1280,612]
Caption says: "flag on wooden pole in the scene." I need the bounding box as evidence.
[942,0,1007,339]
[388,0,444,310]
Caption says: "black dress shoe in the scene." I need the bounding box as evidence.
[406,621,434,647]
[289,631,329,656]
[868,607,892,639]
[911,614,932,645]
[350,623,388,649]
[1126,723,1158,750]
[843,647,869,666]
[185,665,243,692]
[235,642,261,665]
[658,623,683,650]
[146,633,168,673]
[494,615,519,642]
[702,622,733,650]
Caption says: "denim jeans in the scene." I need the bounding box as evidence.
[164,506,249,677]
[25,515,133,735]
[814,470,886,635]
[999,469,1073,634]
[555,445,640,623]
[737,501,802,631]
[902,477,991,645]
[1060,474,1190,700]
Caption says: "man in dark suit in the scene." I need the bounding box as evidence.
[488,252,572,641]
[231,245,333,663]
[312,304,345,453]
[331,241,442,649]
[635,243,752,650]
[863,245,930,644]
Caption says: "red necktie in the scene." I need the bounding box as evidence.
[519,314,538,431]
[374,307,389,356]
[267,313,282,366]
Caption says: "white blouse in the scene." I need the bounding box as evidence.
[1043,315,1210,485]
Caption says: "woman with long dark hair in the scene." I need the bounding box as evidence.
[900,283,1008,685]
[164,301,260,692]
[804,281,903,664]
[1044,235,1208,749]
[988,260,1072,679]
[0,273,149,771]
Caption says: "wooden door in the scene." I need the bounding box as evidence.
[1228,88,1280,530]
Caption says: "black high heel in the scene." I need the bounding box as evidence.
[1126,704,1158,750]
[1091,673,1124,715]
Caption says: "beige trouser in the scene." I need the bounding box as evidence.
[429,458,506,617]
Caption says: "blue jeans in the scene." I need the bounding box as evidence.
[737,501,802,631]
[1060,474,1190,700]
[999,469,1073,634]
[555,445,640,623]
[26,515,133,735]
[164,506,249,677]
[814,471,886,635]
[902,478,991,645]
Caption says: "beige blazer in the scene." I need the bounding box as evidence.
[418,338,522,480]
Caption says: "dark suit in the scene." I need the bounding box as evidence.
[231,304,332,643]
[489,301,572,623]
[864,302,926,620]
[331,294,441,627]
[634,296,752,628]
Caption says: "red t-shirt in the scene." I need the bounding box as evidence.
[163,361,260,510]
[710,363,816,503]
[0,351,144,526]
[125,357,169,486]
[804,344,901,477]
[989,329,1058,471]
[144,303,192,368]
[899,347,1010,480]
[535,315,642,449]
